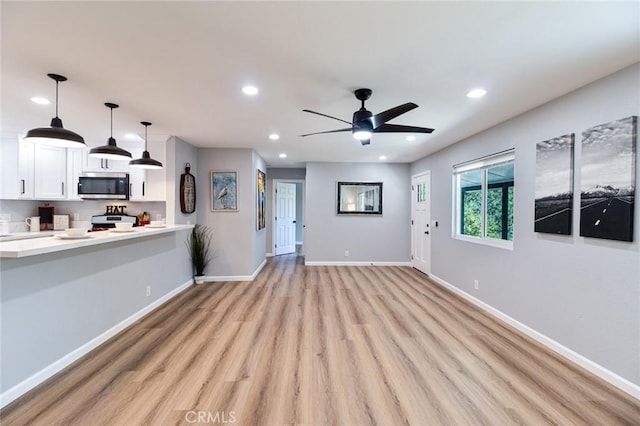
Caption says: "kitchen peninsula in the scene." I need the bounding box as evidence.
[0,224,193,258]
[0,224,195,406]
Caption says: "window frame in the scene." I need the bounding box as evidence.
[452,150,515,250]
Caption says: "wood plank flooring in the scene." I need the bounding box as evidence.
[2,254,639,425]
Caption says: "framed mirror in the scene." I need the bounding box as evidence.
[337,181,383,215]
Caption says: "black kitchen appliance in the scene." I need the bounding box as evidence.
[91,213,139,231]
[78,172,129,200]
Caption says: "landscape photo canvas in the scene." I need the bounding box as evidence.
[535,134,574,235]
[579,116,636,242]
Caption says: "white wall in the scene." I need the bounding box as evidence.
[411,63,640,386]
[0,199,165,232]
[305,162,411,264]
[196,148,266,277]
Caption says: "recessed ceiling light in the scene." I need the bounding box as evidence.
[405,135,416,141]
[279,153,287,158]
[31,96,50,105]
[242,85,259,96]
[379,155,387,160]
[125,133,142,141]
[269,133,280,140]
[466,88,487,98]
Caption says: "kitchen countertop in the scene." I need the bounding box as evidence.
[0,224,194,258]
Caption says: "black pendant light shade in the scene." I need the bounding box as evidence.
[89,103,131,160]
[129,121,163,169]
[24,73,86,148]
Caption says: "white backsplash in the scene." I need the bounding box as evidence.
[0,199,166,232]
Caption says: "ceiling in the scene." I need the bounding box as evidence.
[2,1,638,168]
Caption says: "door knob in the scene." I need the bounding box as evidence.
[424,231,429,235]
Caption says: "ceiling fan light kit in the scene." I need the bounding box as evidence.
[301,88,434,146]
[89,103,132,160]
[24,73,86,148]
[129,121,163,169]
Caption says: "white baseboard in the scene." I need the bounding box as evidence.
[305,261,412,267]
[429,273,640,400]
[0,279,194,408]
[266,252,274,257]
[206,258,267,282]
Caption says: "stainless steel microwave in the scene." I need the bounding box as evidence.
[78,172,129,200]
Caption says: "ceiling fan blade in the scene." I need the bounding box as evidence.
[302,109,352,125]
[300,127,352,137]
[360,139,371,146]
[373,123,434,134]
[372,103,418,128]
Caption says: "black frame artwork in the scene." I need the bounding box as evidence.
[336,182,383,215]
[534,134,575,235]
[579,116,636,242]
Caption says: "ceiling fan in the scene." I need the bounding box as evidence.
[301,88,434,145]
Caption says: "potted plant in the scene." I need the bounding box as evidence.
[186,225,213,284]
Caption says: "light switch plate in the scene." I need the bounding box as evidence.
[53,215,70,230]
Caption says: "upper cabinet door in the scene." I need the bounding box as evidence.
[18,139,35,199]
[83,148,131,172]
[34,145,67,200]
[145,139,167,201]
[66,148,84,200]
[0,135,33,199]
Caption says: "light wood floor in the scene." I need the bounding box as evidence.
[2,254,639,425]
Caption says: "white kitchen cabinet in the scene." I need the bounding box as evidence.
[83,150,130,172]
[18,140,35,199]
[128,147,145,201]
[0,135,34,199]
[66,148,84,200]
[144,139,167,201]
[128,168,146,201]
[34,145,67,200]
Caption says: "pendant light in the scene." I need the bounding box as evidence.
[129,121,163,169]
[24,73,86,148]
[89,103,131,160]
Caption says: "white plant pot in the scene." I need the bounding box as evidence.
[194,275,205,285]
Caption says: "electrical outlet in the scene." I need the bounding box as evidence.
[474,280,479,290]
[73,213,80,221]
[344,250,349,257]
[146,285,151,297]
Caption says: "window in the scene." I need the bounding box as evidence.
[453,150,515,248]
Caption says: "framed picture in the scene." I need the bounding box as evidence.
[535,134,574,235]
[211,171,238,211]
[579,116,636,242]
[257,169,266,229]
[336,181,383,215]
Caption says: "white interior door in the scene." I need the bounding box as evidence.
[412,171,431,275]
[275,182,296,255]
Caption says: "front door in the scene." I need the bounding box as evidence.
[275,182,296,255]
[411,171,431,275]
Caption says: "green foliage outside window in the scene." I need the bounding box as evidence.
[462,190,482,236]
[458,163,514,242]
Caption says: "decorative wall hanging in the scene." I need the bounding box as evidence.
[534,134,574,235]
[211,171,238,211]
[257,169,266,230]
[579,116,636,242]
[180,163,196,214]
